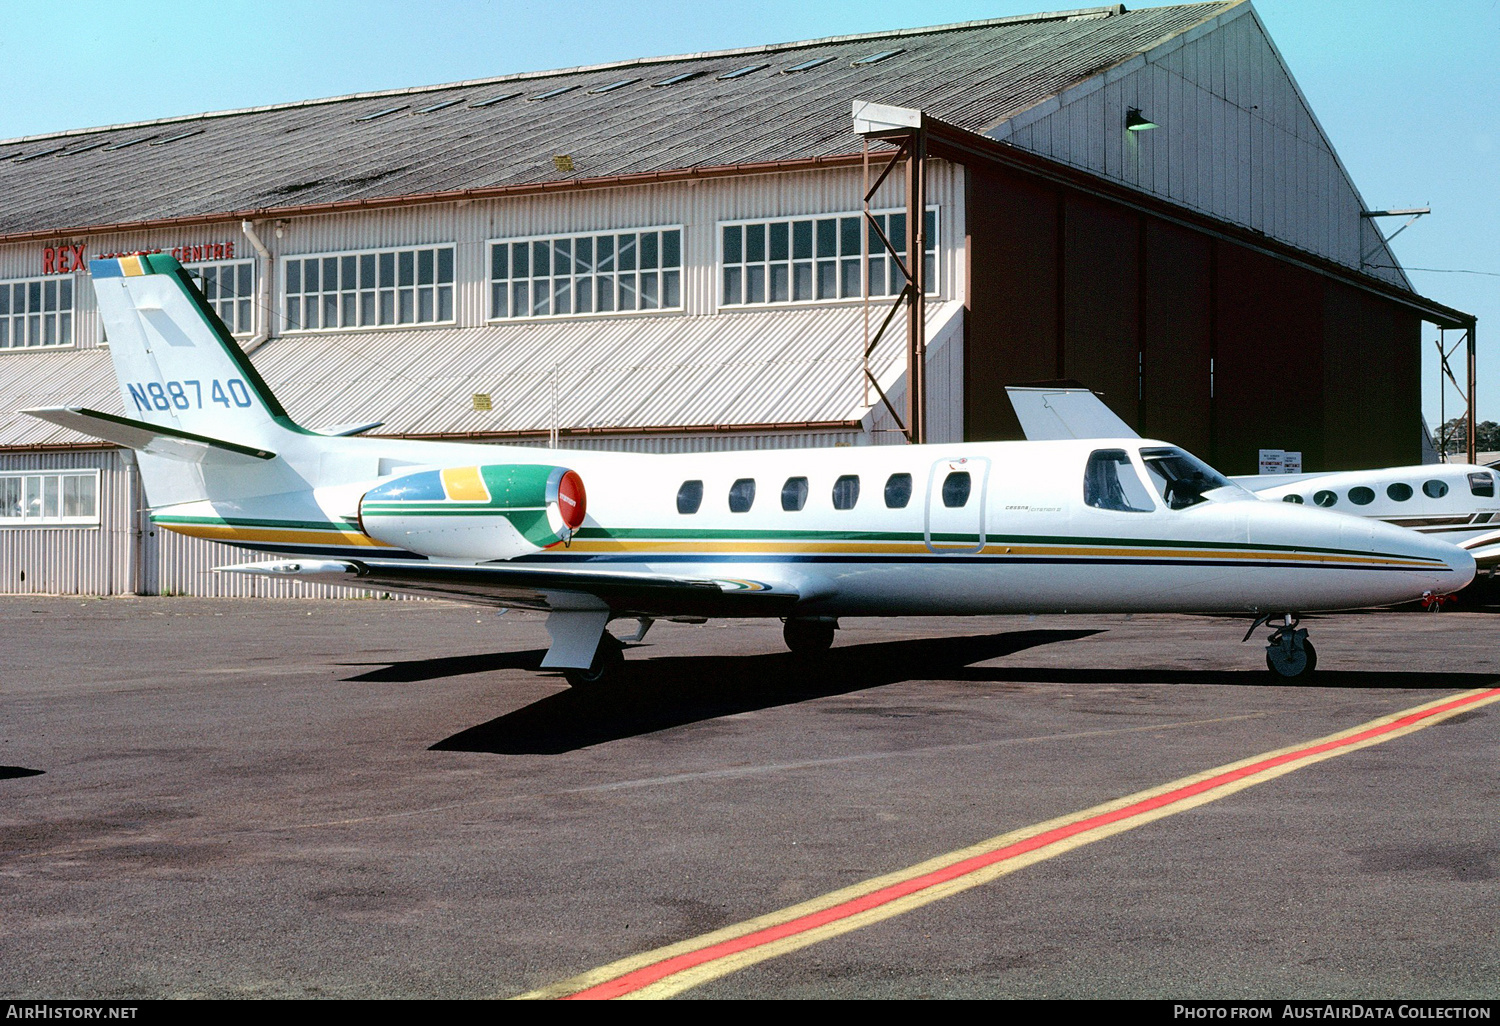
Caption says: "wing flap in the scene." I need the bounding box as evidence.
[216,558,800,616]
[23,407,276,464]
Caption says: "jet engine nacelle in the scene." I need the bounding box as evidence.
[357,464,586,560]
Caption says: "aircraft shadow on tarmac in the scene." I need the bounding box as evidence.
[0,766,44,780]
[429,629,1100,755]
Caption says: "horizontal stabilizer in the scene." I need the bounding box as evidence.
[1006,385,1139,441]
[23,407,276,464]
[218,559,800,616]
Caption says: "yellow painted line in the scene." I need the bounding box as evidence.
[442,465,490,502]
[517,687,1500,1000]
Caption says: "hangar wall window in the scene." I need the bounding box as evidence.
[187,259,255,335]
[0,275,73,349]
[488,227,682,319]
[0,471,99,525]
[719,208,937,307]
[284,246,455,332]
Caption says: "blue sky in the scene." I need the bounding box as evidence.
[2,0,1495,429]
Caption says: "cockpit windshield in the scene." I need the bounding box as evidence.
[1140,447,1244,509]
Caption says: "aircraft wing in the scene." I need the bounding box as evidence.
[1005,384,1139,441]
[217,558,801,617]
[24,407,276,464]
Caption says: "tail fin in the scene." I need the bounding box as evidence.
[91,254,305,448]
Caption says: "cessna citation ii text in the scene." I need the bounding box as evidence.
[26,255,1474,683]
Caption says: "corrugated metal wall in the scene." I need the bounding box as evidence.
[990,5,1408,289]
[0,449,132,594]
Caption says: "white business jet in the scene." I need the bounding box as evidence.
[24,256,1473,684]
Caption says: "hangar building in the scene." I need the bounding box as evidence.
[0,0,1476,595]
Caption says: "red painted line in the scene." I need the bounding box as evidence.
[565,688,1500,999]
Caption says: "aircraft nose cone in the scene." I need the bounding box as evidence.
[1368,517,1476,595]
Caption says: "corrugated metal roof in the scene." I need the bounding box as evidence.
[0,302,961,447]
[0,3,1236,237]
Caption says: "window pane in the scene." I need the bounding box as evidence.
[379,252,395,287]
[640,232,658,270]
[817,219,837,257]
[575,237,593,273]
[360,253,376,288]
[841,258,861,298]
[884,473,912,508]
[398,288,414,322]
[617,274,636,310]
[418,287,434,321]
[792,220,812,260]
[831,475,860,510]
[770,264,789,303]
[842,216,861,255]
[746,223,765,262]
[769,222,789,262]
[418,248,434,285]
[746,265,765,304]
[640,272,657,309]
[662,229,680,268]
[663,270,680,309]
[618,235,637,271]
[723,225,742,264]
[728,478,756,513]
[677,480,703,514]
[287,260,302,293]
[342,255,356,289]
[942,472,971,508]
[63,475,79,517]
[596,276,614,312]
[437,248,454,283]
[553,238,572,276]
[77,475,96,517]
[491,244,508,280]
[575,278,592,314]
[398,251,415,287]
[792,263,812,302]
[781,477,808,511]
[817,260,837,299]
[512,242,530,278]
[491,282,507,319]
[1083,450,1153,512]
[596,235,614,271]
[437,285,453,321]
[553,278,571,315]
[511,281,529,316]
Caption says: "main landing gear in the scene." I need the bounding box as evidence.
[562,632,625,687]
[783,616,838,655]
[1246,613,1317,680]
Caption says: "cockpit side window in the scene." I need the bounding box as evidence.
[1140,447,1233,510]
[1083,450,1155,512]
[1469,472,1495,499]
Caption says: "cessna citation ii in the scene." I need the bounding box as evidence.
[25,255,1473,684]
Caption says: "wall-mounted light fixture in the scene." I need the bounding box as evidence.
[1126,108,1158,131]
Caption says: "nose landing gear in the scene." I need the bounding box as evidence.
[1246,613,1317,680]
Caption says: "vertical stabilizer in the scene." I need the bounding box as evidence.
[92,254,303,450]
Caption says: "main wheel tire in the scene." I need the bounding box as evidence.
[563,632,625,687]
[1266,638,1317,680]
[783,617,836,655]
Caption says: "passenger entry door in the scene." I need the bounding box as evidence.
[924,457,989,553]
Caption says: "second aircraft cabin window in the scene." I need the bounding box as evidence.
[941,472,971,508]
[884,473,912,508]
[1083,450,1154,512]
[781,477,808,511]
[1349,486,1375,506]
[729,478,756,513]
[832,475,860,510]
[677,480,703,514]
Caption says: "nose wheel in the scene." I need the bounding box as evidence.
[1254,614,1317,680]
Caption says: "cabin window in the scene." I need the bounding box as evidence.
[676,480,703,514]
[1314,490,1338,507]
[1140,447,1230,510]
[884,473,912,508]
[729,478,756,513]
[1423,480,1449,499]
[1083,450,1154,512]
[941,472,971,508]
[1386,483,1413,502]
[1469,473,1495,498]
[1282,494,1304,504]
[1348,486,1375,506]
[831,475,860,510]
[781,477,808,511]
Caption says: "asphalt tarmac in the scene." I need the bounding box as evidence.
[2,596,1497,1000]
